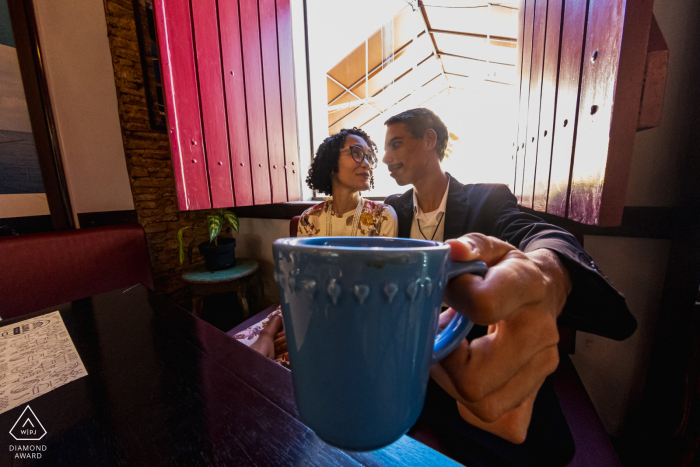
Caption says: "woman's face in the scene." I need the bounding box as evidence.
[332,134,372,193]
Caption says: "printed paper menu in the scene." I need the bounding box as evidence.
[0,311,87,414]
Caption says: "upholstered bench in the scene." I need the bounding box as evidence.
[0,224,154,319]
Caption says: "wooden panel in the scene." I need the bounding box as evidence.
[328,91,362,127]
[219,0,254,206]
[637,14,668,131]
[546,0,588,217]
[259,0,287,203]
[512,0,525,189]
[328,42,366,88]
[433,33,517,66]
[240,0,272,205]
[327,77,345,102]
[276,0,301,201]
[514,1,526,94]
[330,59,441,132]
[596,0,653,225]
[153,0,210,210]
[329,103,381,135]
[532,0,564,212]
[520,0,548,209]
[513,0,536,202]
[440,55,515,85]
[569,0,652,225]
[428,3,519,38]
[192,0,234,208]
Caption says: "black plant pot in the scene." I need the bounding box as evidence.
[198,238,236,271]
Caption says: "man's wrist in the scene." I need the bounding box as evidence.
[526,249,572,316]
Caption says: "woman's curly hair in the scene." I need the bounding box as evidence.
[306,128,378,196]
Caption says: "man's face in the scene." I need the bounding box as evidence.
[382,123,431,186]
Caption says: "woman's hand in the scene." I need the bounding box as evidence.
[274,330,287,356]
[250,315,284,360]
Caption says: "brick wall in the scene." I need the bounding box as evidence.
[101,0,196,304]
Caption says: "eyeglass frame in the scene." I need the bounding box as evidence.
[348,145,377,169]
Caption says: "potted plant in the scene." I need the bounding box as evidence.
[178,209,240,271]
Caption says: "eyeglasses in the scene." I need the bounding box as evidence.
[349,145,377,169]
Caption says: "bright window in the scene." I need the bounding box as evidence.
[301,0,520,199]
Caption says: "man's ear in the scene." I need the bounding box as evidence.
[424,128,437,152]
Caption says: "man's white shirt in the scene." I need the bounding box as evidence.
[409,175,450,242]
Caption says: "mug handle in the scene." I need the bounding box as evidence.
[431,260,488,364]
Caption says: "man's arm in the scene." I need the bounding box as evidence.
[482,184,635,340]
[430,184,633,443]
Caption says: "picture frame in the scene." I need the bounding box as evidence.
[132,0,166,132]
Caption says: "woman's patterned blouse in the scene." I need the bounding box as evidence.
[297,199,398,237]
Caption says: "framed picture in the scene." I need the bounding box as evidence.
[2,0,73,231]
[133,0,166,131]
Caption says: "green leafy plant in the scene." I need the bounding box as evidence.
[177,209,239,265]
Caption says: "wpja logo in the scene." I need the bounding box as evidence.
[8,406,47,459]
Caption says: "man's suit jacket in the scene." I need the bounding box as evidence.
[385,175,635,466]
[384,174,636,341]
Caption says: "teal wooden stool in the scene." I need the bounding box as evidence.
[182,259,259,319]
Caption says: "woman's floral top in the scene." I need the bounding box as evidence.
[297,199,398,237]
[233,200,397,368]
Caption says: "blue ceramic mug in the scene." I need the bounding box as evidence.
[272,237,488,451]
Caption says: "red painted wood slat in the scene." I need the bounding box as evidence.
[568,0,625,224]
[546,0,588,217]
[532,0,564,212]
[240,0,272,205]
[521,0,548,209]
[512,0,526,190]
[259,0,287,203]
[153,0,211,210]
[569,0,651,226]
[593,0,652,226]
[192,0,234,208]
[276,0,301,201]
[637,14,667,131]
[514,0,536,204]
[219,0,254,206]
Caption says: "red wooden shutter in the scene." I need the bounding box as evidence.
[514,0,654,226]
[153,0,302,210]
[276,0,301,200]
[219,0,253,206]
[192,0,234,208]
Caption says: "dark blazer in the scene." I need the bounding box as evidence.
[385,174,636,340]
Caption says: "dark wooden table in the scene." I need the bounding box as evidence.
[0,285,461,466]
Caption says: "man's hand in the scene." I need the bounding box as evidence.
[431,233,571,444]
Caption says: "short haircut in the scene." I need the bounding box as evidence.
[384,108,449,161]
[306,128,377,196]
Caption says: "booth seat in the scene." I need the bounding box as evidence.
[0,224,154,320]
[289,216,300,237]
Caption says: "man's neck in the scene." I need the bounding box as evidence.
[413,170,448,213]
[330,185,360,217]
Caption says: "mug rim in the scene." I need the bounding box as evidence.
[274,236,449,252]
